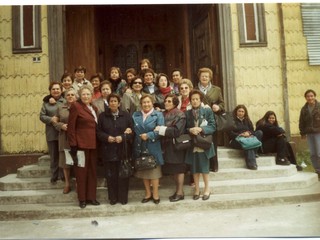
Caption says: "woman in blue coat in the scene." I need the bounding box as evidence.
[132,94,165,204]
[185,89,216,201]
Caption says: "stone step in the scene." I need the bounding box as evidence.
[0,172,317,205]
[16,155,278,179]
[2,164,302,191]
[1,181,320,221]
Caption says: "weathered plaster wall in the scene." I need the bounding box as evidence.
[231,3,285,129]
[282,3,320,136]
[0,6,49,153]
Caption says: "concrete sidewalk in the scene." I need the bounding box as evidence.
[1,201,320,239]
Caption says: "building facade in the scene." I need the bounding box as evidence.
[0,3,319,154]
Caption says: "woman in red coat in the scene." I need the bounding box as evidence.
[67,85,100,209]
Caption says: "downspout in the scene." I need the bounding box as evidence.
[278,3,291,139]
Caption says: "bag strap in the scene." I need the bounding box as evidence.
[140,140,149,154]
[122,134,128,163]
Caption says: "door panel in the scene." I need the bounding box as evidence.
[190,5,221,87]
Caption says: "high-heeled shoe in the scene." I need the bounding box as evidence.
[193,194,200,200]
[153,198,160,204]
[141,196,153,203]
[63,186,71,194]
[170,194,184,202]
[202,192,211,201]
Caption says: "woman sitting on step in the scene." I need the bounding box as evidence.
[256,111,302,170]
[228,104,263,170]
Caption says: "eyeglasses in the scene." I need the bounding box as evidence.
[133,82,143,85]
[180,87,189,90]
[66,94,75,96]
[164,100,172,103]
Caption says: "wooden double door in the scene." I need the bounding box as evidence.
[64,5,221,87]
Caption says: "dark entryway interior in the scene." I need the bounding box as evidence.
[65,5,221,87]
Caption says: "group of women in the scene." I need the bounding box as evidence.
[40,60,318,208]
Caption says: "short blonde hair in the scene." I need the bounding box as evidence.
[179,78,193,90]
[78,85,93,97]
[197,67,213,81]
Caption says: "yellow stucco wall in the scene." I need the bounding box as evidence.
[231,3,285,129]
[0,6,49,153]
[231,3,320,135]
[282,3,320,136]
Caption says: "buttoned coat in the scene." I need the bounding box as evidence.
[185,107,216,162]
[96,108,133,162]
[132,109,165,165]
[53,103,71,151]
[161,108,186,164]
[39,96,66,142]
[196,85,225,112]
[67,101,98,149]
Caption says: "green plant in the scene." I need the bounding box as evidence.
[296,150,314,172]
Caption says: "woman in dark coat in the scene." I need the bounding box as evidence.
[229,105,262,170]
[185,90,216,201]
[155,94,186,202]
[256,111,291,165]
[97,93,133,205]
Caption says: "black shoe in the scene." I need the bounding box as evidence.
[296,165,303,171]
[169,193,176,201]
[193,194,200,200]
[170,194,184,202]
[120,201,127,205]
[247,165,258,170]
[153,198,160,204]
[110,200,117,205]
[50,177,58,184]
[86,200,100,206]
[202,193,211,201]
[276,158,290,165]
[79,201,86,209]
[141,196,153,203]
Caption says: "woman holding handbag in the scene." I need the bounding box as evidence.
[185,89,216,201]
[154,94,187,202]
[97,93,133,205]
[132,94,165,204]
[196,67,225,172]
[228,105,263,170]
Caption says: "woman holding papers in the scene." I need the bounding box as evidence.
[67,85,100,209]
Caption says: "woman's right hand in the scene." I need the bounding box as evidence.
[108,136,116,143]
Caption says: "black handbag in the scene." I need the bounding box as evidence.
[215,112,236,132]
[119,135,134,178]
[173,134,192,151]
[193,134,213,150]
[134,141,157,171]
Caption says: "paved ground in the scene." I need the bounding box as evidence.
[1,201,320,239]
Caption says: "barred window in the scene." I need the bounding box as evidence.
[12,5,42,53]
[237,3,267,47]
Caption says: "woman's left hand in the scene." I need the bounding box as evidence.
[124,128,132,134]
[212,104,220,112]
[140,133,148,141]
[115,136,123,143]
[189,127,202,135]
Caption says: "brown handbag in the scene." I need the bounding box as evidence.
[193,134,213,150]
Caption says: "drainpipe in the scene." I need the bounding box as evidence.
[278,3,291,140]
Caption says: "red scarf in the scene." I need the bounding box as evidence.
[159,86,172,96]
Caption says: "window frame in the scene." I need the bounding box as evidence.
[12,5,42,54]
[237,3,267,47]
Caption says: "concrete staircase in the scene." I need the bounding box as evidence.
[1,147,320,220]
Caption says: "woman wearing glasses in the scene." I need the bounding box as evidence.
[121,77,146,116]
